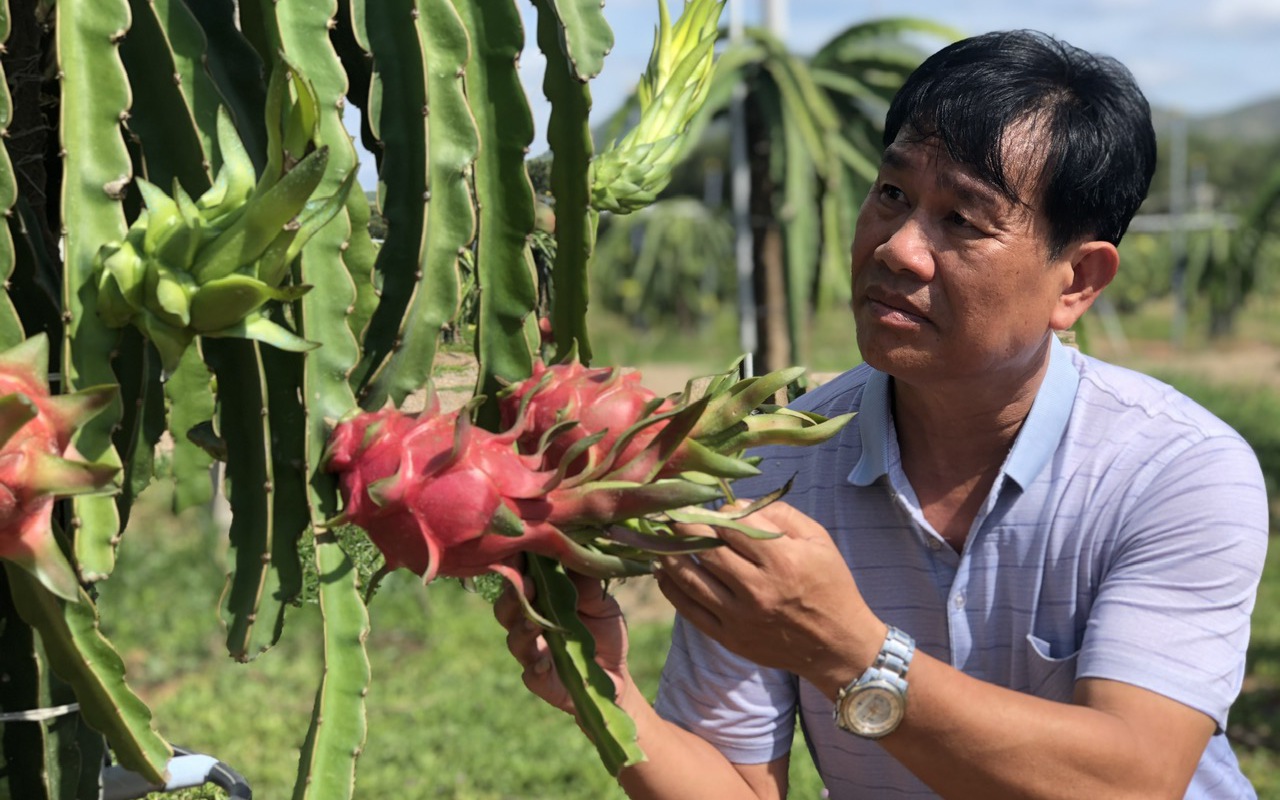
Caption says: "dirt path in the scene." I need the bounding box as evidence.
[1096,339,1280,391]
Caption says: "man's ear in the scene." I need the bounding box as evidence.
[1050,240,1119,331]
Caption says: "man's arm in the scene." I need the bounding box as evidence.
[617,703,789,800]
[653,501,1223,800]
[878,655,1213,799]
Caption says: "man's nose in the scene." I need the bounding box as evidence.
[873,215,934,280]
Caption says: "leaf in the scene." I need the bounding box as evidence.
[525,554,644,776]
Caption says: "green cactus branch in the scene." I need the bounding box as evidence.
[0,0,23,350]
[291,535,372,800]
[356,0,477,411]
[182,0,270,171]
[533,0,596,365]
[165,346,216,513]
[453,0,540,429]
[538,0,614,81]
[345,0,430,399]
[0,567,63,800]
[5,561,172,785]
[119,0,213,194]
[57,0,131,581]
[108,328,165,530]
[209,339,289,661]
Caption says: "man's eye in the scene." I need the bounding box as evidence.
[878,185,905,203]
[947,211,973,228]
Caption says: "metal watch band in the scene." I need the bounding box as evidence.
[872,625,914,685]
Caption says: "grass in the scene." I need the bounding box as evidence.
[98,482,829,799]
[90,301,1280,799]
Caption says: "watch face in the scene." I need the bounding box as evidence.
[840,683,904,738]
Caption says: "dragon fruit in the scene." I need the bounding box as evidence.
[499,360,674,478]
[0,335,119,601]
[325,359,854,589]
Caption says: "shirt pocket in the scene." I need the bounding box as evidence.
[1025,634,1080,704]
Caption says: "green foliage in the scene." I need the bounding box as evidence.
[593,198,735,329]
[1112,232,1175,311]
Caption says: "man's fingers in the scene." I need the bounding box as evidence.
[653,552,741,626]
[653,560,724,636]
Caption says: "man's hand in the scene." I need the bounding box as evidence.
[653,500,886,696]
[494,569,633,716]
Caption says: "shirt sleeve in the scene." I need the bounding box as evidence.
[1076,432,1270,730]
[653,614,799,764]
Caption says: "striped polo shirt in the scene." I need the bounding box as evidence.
[655,336,1269,798]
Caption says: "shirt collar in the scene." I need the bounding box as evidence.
[847,335,1080,490]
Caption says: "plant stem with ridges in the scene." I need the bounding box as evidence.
[346,0,430,399]
[165,344,216,513]
[0,568,57,799]
[533,0,596,364]
[334,0,380,347]
[539,0,614,81]
[207,338,283,661]
[0,0,24,349]
[291,535,371,800]
[182,0,269,170]
[109,328,164,530]
[119,0,211,193]
[56,0,130,581]
[273,5,372,797]
[452,0,539,428]
[5,561,171,785]
[360,0,477,409]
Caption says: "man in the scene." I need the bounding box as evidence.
[498,30,1269,798]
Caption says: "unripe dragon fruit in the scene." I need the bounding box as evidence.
[0,335,119,601]
[325,359,854,590]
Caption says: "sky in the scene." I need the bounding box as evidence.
[517,0,1280,145]
[354,1,1280,187]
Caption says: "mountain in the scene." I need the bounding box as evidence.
[1152,96,1280,144]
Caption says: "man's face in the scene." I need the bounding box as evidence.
[849,134,1074,387]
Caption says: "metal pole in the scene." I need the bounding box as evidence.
[730,0,756,378]
[1169,114,1188,346]
[763,0,787,40]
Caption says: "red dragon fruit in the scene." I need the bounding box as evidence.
[500,357,854,483]
[499,360,674,476]
[325,358,854,590]
[0,335,119,601]
[325,393,568,587]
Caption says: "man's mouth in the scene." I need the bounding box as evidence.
[864,289,930,324]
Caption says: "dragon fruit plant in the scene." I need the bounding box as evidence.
[0,0,780,793]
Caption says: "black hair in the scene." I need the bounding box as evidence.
[884,29,1157,256]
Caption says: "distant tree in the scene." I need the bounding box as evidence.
[1197,161,1280,337]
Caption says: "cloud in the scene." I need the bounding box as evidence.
[1206,0,1280,29]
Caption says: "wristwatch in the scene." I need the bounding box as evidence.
[833,626,915,739]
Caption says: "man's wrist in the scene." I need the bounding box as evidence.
[815,615,890,700]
